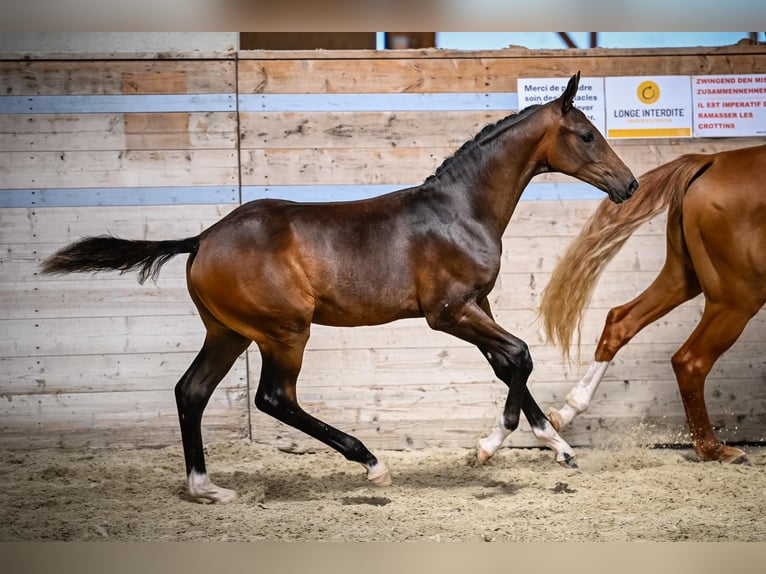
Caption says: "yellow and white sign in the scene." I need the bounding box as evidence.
[605,76,693,139]
[693,74,766,137]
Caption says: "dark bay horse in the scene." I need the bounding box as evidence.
[41,73,637,502]
[537,143,766,464]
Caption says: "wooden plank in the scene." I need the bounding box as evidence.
[0,387,248,449]
[238,52,766,94]
[5,306,761,359]
[0,233,668,287]
[240,140,757,187]
[246,343,766,389]
[1,315,208,358]
[239,110,507,150]
[0,150,238,189]
[0,200,642,249]
[0,204,239,245]
[0,279,196,319]
[124,112,237,150]
[241,147,451,186]
[0,113,238,152]
[241,112,762,154]
[1,353,246,395]
[0,60,236,96]
[249,376,766,451]
[236,46,766,61]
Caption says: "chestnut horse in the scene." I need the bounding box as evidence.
[41,73,637,502]
[537,143,766,464]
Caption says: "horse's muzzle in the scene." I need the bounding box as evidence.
[610,177,639,204]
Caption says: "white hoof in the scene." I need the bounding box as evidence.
[367,461,393,486]
[477,437,496,463]
[188,471,237,503]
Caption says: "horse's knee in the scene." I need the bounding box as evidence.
[174,380,208,411]
[487,339,532,382]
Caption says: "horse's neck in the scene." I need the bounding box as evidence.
[475,139,541,236]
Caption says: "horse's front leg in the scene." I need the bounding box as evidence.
[471,298,576,467]
[427,298,575,467]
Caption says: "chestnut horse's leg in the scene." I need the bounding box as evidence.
[175,326,251,503]
[550,232,702,431]
[671,302,755,464]
[254,341,392,486]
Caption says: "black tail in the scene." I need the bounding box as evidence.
[40,234,200,284]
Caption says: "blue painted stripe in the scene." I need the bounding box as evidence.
[0,187,239,208]
[241,184,409,203]
[239,93,519,112]
[1,182,606,208]
[242,182,605,204]
[0,94,236,114]
[0,92,520,115]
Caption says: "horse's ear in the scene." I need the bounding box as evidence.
[561,72,580,114]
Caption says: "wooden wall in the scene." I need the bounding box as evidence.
[2,46,765,453]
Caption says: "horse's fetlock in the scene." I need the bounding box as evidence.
[502,412,520,432]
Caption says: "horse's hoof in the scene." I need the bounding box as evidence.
[210,488,238,504]
[557,452,578,469]
[722,450,750,465]
[367,462,393,486]
[547,408,563,432]
[188,472,237,503]
[477,447,493,464]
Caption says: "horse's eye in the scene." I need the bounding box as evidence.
[581,132,595,143]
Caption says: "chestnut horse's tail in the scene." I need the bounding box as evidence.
[40,234,200,284]
[538,153,715,361]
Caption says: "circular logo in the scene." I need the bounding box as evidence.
[637,80,660,104]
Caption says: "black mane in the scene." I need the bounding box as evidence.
[424,105,542,185]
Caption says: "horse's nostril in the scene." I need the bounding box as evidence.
[628,178,639,196]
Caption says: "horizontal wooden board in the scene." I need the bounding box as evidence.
[7,302,762,359]
[0,150,238,189]
[0,60,236,96]
[0,233,668,292]
[0,387,248,449]
[1,353,246,395]
[0,113,237,152]
[237,52,766,94]
[0,204,239,244]
[240,140,756,187]
[240,110,507,149]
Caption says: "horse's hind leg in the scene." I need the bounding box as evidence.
[175,326,250,503]
[672,302,755,464]
[254,341,392,486]
[550,249,701,431]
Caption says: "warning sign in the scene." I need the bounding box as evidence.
[693,74,766,137]
[604,76,693,139]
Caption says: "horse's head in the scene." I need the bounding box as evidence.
[536,72,638,203]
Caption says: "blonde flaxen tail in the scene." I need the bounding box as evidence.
[537,153,715,362]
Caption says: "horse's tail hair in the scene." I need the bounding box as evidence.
[40,234,200,284]
[538,153,715,362]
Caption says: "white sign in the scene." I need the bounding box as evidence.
[605,76,693,139]
[517,77,606,135]
[692,74,766,137]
